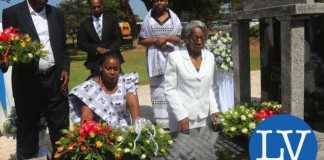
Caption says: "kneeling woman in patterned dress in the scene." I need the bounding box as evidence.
[69,53,140,127]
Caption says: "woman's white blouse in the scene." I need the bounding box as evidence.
[164,49,219,123]
[139,9,182,77]
[69,73,139,128]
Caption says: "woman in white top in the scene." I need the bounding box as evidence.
[69,53,140,127]
[164,20,219,132]
[139,0,182,129]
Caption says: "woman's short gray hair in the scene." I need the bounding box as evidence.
[181,20,208,44]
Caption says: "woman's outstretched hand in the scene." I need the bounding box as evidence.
[80,105,94,125]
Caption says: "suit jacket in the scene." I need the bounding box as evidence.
[2,1,70,96]
[77,12,123,72]
[164,49,219,122]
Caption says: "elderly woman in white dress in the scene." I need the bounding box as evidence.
[164,20,219,133]
[69,53,140,127]
[139,0,182,129]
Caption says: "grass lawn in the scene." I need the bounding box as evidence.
[250,38,260,71]
[69,40,260,88]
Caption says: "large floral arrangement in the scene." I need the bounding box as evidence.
[206,31,233,72]
[54,119,173,160]
[219,101,281,137]
[0,27,47,64]
[112,119,172,159]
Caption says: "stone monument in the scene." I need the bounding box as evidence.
[229,0,324,151]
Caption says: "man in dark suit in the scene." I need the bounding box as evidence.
[1,0,70,159]
[78,0,124,76]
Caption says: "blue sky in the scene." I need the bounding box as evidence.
[0,0,148,21]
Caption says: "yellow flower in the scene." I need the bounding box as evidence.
[24,35,32,42]
[145,140,150,144]
[116,147,122,152]
[167,140,173,145]
[20,42,26,48]
[96,141,103,148]
[160,148,166,153]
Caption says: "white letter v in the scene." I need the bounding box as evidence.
[276,130,311,160]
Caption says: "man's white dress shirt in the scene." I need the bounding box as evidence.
[27,0,55,71]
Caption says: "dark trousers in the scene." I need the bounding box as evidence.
[13,66,69,159]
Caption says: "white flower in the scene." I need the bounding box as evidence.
[145,140,150,144]
[221,51,226,57]
[116,136,124,142]
[241,115,247,121]
[140,154,147,159]
[248,113,253,118]
[168,140,173,145]
[249,122,256,129]
[229,61,234,67]
[230,127,236,132]
[13,56,18,62]
[159,128,165,134]
[124,148,131,153]
[27,53,33,58]
[160,148,166,153]
[241,128,248,134]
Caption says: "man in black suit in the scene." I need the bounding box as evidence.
[1,0,70,159]
[78,0,124,76]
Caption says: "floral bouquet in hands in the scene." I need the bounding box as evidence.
[219,101,282,137]
[54,120,116,160]
[206,31,233,72]
[112,119,173,160]
[0,27,47,64]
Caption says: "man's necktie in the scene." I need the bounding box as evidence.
[95,19,102,40]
